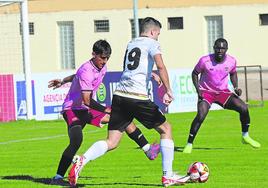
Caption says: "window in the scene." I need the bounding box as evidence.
[19,22,34,35]
[29,22,34,35]
[94,20,109,32]
[259,14,268,25]
[130,18,143,39]
[58,21,75,70]
[168,17,183,30]
[205,16,223,53]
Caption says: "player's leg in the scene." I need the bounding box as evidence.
[155,121,190,186]
[126,122,160,160]
[56,125,83,175]
[51,110,86,185]
[83,129,123,164]
[68,95,131,186]
[224,95,260,148]
[68,130,123,186]
[134,100,189,186]
[183,101,210,153]
[89,108,159,159]
[88,108,110,127]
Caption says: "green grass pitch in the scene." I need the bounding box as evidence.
[0,102,268,187]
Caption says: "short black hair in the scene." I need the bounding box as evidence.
[214,38,228,48]
[93,40,112,56]
[140,17,162,34]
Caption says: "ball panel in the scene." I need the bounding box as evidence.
[187,162,209,183]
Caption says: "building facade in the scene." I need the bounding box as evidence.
[0,0,268,73]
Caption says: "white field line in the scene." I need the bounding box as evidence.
[0,130,101,145]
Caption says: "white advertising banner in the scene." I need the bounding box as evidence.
[34,72,73,120]
[14,71,74,120]
[13,69,224,121]
[168,69,222,113]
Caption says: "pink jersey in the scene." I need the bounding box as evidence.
[62,59,107,111]
[194,54,236,92]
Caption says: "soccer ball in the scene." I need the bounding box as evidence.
[187,162,209,183]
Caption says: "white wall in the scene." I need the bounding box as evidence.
[1,3,268,73]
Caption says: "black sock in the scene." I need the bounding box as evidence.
[56,125,83,177]
[187,118,202,144]
[187,134,195,144]
[242,124,249,133]
[56,154,73,177]
[127,127,148,148]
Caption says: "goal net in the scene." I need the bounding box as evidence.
[0,0,33,121]
[237,65,264,107]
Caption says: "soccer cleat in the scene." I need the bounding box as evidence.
[182,144,192,154]
[162,173,190,187]
[50,177,70,186]
[68,155,85,186]
[145,143,160,160]
[242,135,261,148]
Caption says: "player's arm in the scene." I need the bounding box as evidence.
[81,91,110,114]
[154,54,173,105]
[192,70,202,100]
[48,74,75,89]
[230,72,242,96]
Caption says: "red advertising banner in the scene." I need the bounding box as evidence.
[0,75,16,122]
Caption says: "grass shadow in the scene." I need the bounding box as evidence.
[1,175,162,187]
[174,146,226,152]
[0,175,85,187]
[81,182,162,187]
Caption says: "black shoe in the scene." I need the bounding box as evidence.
[50,177,70,186]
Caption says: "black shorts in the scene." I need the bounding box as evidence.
[108,95,166,132]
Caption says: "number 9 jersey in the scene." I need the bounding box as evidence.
[114,37,162,100]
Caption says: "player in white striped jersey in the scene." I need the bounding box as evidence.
[69,17,189,187]
[115,36,162,100]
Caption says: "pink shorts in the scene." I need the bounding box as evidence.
[62,109,109,128]
[201,90,233,107]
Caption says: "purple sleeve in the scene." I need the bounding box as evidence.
[78,69,94,91]
[194,57,204,73]
[230,59,237,74]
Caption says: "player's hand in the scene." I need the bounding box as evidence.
[104,107,111,114]
[234,88,242,96]
[101,114,110,124]
[152,73,162,86]
[48,79,62,89]
[163,90,174,106]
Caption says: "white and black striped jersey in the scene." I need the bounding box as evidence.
[114,37,161,100]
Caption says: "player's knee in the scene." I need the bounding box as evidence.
[242,104,248,113]
[125,123,137,134]
[70,136,83,150]
[239,104,249,115]
[106,139,119,150]
[155,122,172,136]
[196,114,206,123]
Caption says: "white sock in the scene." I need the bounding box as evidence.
[83,140,108,164]
[142,144,150,152]
[187,143,193,146]
[160,139,174,177]
[242,132,249,137]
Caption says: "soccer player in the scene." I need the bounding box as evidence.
[49,40,160,186]
[68,17,190,187]
[183,38,261,154]
[49,74,160,156]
